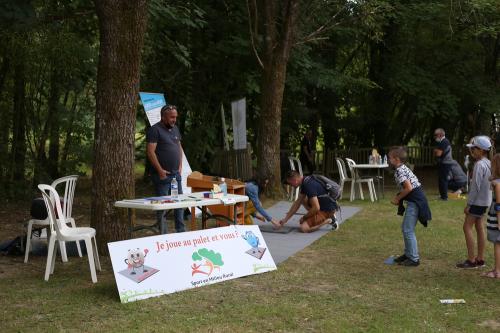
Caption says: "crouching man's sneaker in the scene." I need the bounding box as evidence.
[326,217,339,231]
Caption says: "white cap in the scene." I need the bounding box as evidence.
[466,135,492,151]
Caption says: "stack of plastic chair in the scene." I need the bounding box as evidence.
[335,158,353,200]
[25,175,82,263]
[345,158,377,202]
[288,156,303,201]
[38,184,101,283]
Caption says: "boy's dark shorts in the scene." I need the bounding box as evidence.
[468,205,488,218]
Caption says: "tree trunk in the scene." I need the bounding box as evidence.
[257,59,288,196]
[10,61,26,182]
[255,0,299,197]
[61,92,79,173]
[0,51,11,185]
[47,67,61,179]
[92,0,148,252]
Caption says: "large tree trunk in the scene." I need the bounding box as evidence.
[92,0,148,252]
[255,0,299,197]
[257,59,288,196]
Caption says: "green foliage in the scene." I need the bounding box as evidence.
[1,0,499,191]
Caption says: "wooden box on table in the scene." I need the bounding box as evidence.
[187,172,246,230]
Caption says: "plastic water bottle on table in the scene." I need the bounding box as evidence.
[171,177,178,198]
[220,177,228,196]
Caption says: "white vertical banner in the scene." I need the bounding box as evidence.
[231,98,247,150]
[221,103,230,151]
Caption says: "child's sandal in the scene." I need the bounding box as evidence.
[481,270,500,279]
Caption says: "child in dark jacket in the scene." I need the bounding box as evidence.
[389,146,432,267]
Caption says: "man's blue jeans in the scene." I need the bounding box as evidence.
[151,172,185,234]
[401,201,419,262]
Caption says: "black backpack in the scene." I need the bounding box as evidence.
[310,174,341,202]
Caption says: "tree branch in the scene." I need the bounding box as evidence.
[298,6,346,45]
[246,0,264,69]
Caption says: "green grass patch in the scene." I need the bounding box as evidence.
[2,197,500,332]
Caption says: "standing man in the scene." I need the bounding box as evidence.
[300,129,315,175]
[279,170,339,233]
[146,104,185,234]
[434,128,454,200]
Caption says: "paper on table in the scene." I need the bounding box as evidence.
[221,197,236,205]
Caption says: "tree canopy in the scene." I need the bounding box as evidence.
[0,1,498,227]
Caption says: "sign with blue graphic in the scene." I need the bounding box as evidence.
[139,92,166,126]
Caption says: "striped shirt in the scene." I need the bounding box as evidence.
[394,164,421,190]
[487,179,500,230]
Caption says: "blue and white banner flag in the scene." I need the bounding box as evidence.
[139,92,166,126]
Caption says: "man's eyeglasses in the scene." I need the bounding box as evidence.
[163,105,177,111]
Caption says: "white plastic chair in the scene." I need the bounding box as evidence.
[25,175,82,263]
[345,158,377,202]
[335,158,353,200]
[288,156,303,201]
[38,184,101,283]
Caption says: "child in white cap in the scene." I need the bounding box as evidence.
[456,136,492,269]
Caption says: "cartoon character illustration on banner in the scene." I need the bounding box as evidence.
[125,248,149,275]
[242,231,266,259]
[118,248,159,283]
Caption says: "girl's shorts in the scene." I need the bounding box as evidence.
[468,205,488,218]
[487,228,500,243]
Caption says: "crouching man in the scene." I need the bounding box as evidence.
[279,170,339,233]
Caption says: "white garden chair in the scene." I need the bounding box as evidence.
[24,175,82,263]
[38,184,101,283]
[335,158,353,200]
[345,158,377,202]
[288,156,303,201]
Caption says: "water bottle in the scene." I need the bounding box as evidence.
[170,177,178,198]
[220,177,228,196]
[383,155,387,165]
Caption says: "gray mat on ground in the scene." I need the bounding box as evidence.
[259,224,294,234]
[254,201,360,264]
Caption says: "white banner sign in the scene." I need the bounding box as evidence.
[108,225,277,303]
[231,98,247,150]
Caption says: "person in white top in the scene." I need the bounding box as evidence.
[456,136,492,269]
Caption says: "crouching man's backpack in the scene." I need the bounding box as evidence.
[311,174,341,203]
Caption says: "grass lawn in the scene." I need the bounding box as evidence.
[1,183,500,332]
